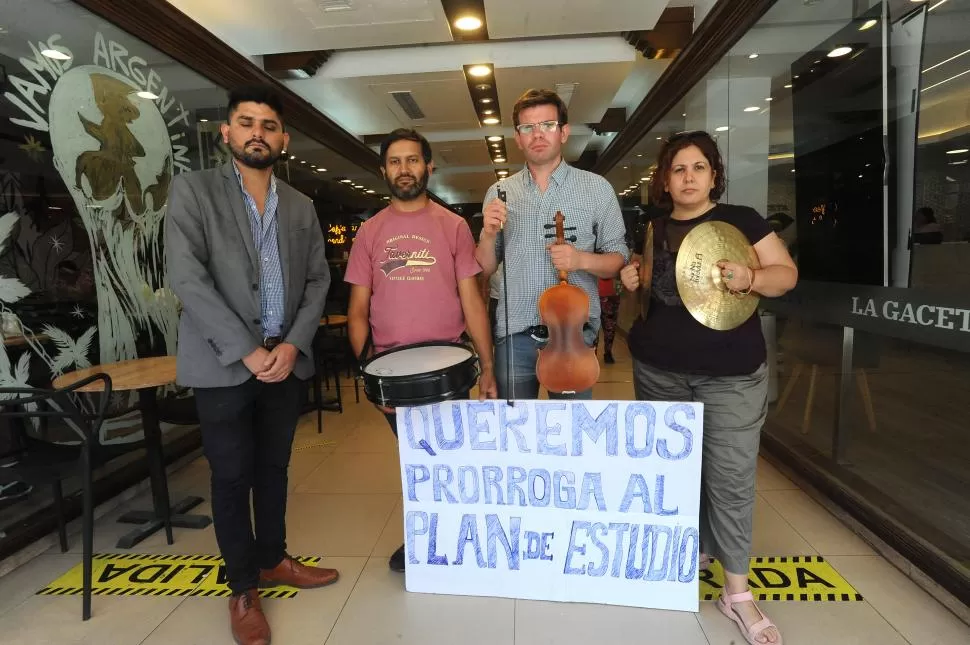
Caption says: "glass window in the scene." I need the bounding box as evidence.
[611,0,970,596]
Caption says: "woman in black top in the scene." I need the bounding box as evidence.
[620,131,796,645]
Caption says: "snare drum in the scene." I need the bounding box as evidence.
[360,341,480,408]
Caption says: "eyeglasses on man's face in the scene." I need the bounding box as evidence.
[514,120,560,135]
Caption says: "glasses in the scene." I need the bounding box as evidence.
[514,120,560,135]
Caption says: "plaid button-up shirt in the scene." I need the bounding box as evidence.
[232,161,284,338]
[485,160,630,338]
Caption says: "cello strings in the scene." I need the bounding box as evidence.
[498,184,514,406]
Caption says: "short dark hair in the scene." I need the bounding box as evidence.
[380,128,433,165]
[227,85,285,126]
[512,88,568,127]
[649,130,726,208]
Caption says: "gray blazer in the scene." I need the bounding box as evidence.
[165,161,330,388]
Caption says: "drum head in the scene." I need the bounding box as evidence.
[363,343,473,378]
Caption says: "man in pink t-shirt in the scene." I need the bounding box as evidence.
[345,129,497,572]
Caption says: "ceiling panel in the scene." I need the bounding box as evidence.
[366,73,481,132]
[166,0,453,55]
[493,62,636,127]
[484,0,668,39]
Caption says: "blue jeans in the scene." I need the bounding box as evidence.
[494,332,596,401]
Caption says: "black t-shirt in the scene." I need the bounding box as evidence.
[627,203,773,376]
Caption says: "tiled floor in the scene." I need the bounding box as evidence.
[0,342,967,644]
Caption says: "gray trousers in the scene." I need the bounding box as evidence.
[632,359,768,576]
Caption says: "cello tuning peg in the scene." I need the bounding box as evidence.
[543,224,556,229]
[563,226,577,232]
[566,236,577,243]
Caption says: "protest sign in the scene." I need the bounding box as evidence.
[396,399,704,612]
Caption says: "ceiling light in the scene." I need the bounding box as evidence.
[198,118,209,122]
[860,19,877,31]
[748,53,759,59]
[454,16,483,31]
[640,176,649,181]
[784,83,793,88]
[949,160,967,165]
[340,179,353,183]
[483,117,500,125]
[494,157,506,163]
[715,126,729,132]
[137,91,159,100]
[366,189,376,194]
[480,98,492,104]
[41,48,71,61]
[316,168,327,172]
[791,169,796,173]
[353,184,363,189]
[468,65,492,77]
[946,148,969,154]
[310,164,316,168]
[487,136,502,142]
[765,97,773,101]
[828,46,853,58]
[483,109,494,115]
[289,155,296,160]
[744,106,760,112]
[300,160,307,164]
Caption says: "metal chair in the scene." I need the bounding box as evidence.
[0,373,115,621]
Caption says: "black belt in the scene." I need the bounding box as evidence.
[263,336,282,350]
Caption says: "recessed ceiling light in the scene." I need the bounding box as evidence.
[137,91,159,100]
[289,155,296,160]
[765,97,773,102]
[483,117,500,125]
[199,118,209,122]
[640,176,649,181]
[744,106,760,112]
[41,48,71,61]
[828,46,853,58]
[946,148,969,154]
[715,126,729,132]
[316,168,327,172]
[637,154,643,157]
[483,109,494,115]
[468,65,491,77]
[300,160,307,164]
[340,179,352,183]
[656,137,662,140]
[454,16,483,31]
[748,53,759,59]
[791,169,796,173]
[366,189,376,194]
[950,160,968,165]
[860,19,877,31]
[784,83,793,88]
[480,98,492,104]
[494,157,506,163]
[487,136,502,142]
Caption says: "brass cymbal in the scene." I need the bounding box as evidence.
[675,221,762,331]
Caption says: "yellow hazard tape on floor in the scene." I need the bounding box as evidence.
[700,556,863,601]
[37,553,322,599]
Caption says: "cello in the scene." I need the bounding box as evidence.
[535,211,600,394]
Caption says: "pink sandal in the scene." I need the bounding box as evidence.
[716,589,783,645]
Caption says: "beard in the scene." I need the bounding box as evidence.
[386,168,429,201]
[230,139,283,170]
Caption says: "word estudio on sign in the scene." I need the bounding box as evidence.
[395,399,705,613]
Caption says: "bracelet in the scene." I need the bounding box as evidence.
[734,267,755,297]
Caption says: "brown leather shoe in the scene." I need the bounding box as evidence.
[259,555,339,589]
[229,590,270,645]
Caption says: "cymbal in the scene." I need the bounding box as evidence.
[675,221,762,331]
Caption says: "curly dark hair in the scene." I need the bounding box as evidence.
[649,130,726,208]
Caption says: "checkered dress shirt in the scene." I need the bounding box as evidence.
[484,161,630,338]
[232,162,284,338]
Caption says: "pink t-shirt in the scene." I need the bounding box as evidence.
[344,202,482,354]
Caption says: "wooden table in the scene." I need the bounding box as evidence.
[53,356,211,548]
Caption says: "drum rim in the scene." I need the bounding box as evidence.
[360,340,477,381]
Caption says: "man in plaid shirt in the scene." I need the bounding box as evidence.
[475,88,629,400]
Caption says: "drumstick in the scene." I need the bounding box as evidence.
[497,184,514,407]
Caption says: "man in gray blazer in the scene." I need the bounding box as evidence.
[166,85,338,645]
